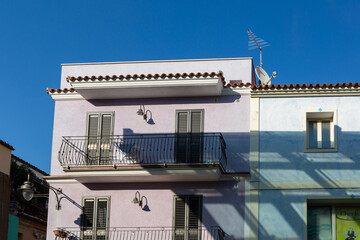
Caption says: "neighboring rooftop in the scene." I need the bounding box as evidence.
[12,154,48,176]
[251,82,360,90]
[251,82,360,97]
[0,139,14,151]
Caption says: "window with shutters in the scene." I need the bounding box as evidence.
[86,112,114,165]
[173,195,202,240]
[81,197,110,240]
[305,111,337,152]
[175,110,204,163]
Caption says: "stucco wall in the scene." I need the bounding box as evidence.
[48,58,252,240]
[259,96,360,183]
[0,145,11,175]
[50,95,250,175]
[256,95,360,240]
[258,188,360,240]
[47,181,245,240]
[59,58,254,89]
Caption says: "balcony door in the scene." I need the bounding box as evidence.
[173,195,202,240]
[87,112,114,165]
[81,197,110,240]
[175,110,204,163]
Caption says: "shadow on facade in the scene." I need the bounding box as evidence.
[250,126,360,240]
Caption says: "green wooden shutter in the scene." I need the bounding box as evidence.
[174,196,186,240]
[82,197,109,240]
[96,198,108,240]
[188,197,201,240]
[82,199,95,240]
[174,196,202,240]
[176,112,189,163]
[100,114,112,164]
[178,112,189,133]
[190,112,202,163]
[87,114,100,163]
[190,112,201,134]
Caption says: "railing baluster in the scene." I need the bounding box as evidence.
[56,226,227,240]
[59,133,228,171]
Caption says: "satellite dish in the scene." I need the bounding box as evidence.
[255,66,276,86]
[248,29,278,85]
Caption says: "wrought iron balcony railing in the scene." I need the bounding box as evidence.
[55,226,229,240]
[58,133,227,169]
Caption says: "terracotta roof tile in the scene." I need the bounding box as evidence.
[251,82,360,90]
[12,154,49,176]
[224,82,252,87]
[66,71,225,82]
[46,88,76,94]
[47,71,253,95]
[0,139,14,150]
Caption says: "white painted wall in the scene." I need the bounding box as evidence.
[59,58,254,89]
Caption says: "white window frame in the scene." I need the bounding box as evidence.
[304,110,337,153]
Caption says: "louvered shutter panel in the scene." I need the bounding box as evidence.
[87,115,99,163]
[176,112,189,163]
[100,114,112,164]
[188,197,200,230]
[174,197,186,240]
[187,196,200,240]
[178,112,189,133]
[190,112,202,163]
[82,199,95,240]
[190,112,201,134]
[96,199,108,240]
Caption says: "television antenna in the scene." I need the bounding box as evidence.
[248,29,277,85]
[247,29,270,67]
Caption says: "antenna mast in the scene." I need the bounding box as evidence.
[247,29,270,67]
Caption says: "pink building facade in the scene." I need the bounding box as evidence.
[46,58,253,240]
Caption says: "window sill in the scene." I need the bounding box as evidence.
[304,148,337,153]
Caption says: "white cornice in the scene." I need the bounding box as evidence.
[49,92,83,101]
[222,86,251,95]
[61,57,253,66]
[70,77,222,90]
[251,88,360,98]
[48,86,251,101]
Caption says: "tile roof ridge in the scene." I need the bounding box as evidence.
[66,71,224,82]
[0,139,14,150]
[251,82,360,90]
[11,154,49,176]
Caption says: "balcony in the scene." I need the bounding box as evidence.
[57,133,231,183]
[55,226,229,240]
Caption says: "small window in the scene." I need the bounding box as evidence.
[306,112,336,152]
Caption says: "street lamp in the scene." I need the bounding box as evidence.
[18,174,63,210]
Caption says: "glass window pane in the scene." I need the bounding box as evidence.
[336,207,360,240]
[322,121,331,148]
[308,207,332,240]
[309,121,318,148]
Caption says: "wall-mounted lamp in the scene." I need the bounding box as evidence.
[132,191,150,211]
[132,191,142,206]
[18,174,64,210]
[137,105,147,121]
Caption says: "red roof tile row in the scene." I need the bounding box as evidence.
[251,82,360,90]
[12,154,49,176]
[66,72,224,82]
[225,82,252,87]
[46,88,75,94]
[0,139,14,150]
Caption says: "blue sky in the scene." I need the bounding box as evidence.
[1,0,359,173]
